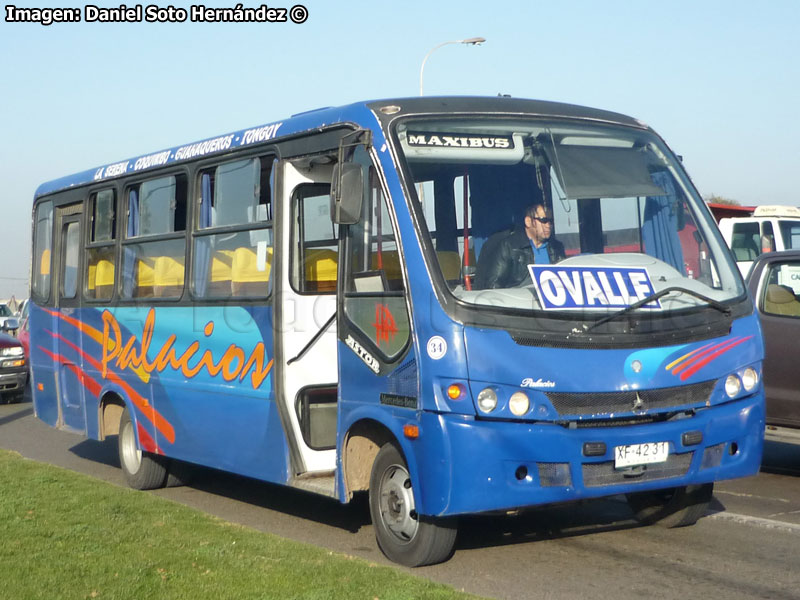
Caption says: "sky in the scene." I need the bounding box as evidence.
[1,0,798,300]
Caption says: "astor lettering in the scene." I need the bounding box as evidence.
[345,335,380,373]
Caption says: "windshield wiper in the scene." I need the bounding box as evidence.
[583,286,732,333]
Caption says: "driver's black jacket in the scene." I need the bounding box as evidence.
[474,228,566,289]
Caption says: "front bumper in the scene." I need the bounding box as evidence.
[0,368,27,395]
[416,392,764,516]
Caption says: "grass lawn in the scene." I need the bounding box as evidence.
[0,450,480,600]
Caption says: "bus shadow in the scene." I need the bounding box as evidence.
[760,440,800,477]
[69,436,371,533]
[186,467,371,533]
[0,405,33,428]
[454,496,642,551]
[67,437,743,546]
[69,437,121,468]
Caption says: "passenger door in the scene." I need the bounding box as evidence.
[275,158,339,478]
[53,203,87,433]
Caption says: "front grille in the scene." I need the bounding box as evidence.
[701,443,726,469]
[582,451,694,487]
[537,462,572,487]
[546,380,716,418]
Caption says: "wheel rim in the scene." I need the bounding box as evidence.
[378,463,418,543]
[120,420,142,474]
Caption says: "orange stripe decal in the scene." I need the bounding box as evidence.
[679,336,753,381]
[39,347,103,398]
[50,331,175,444]
[664,342,714,371]
[44,308,151,383]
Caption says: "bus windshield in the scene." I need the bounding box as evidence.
[395,117,743,318]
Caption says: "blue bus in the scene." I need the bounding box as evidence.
[29,97,764,566]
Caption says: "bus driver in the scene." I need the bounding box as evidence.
[475,203,566,289]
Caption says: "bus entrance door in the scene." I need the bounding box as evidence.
[53,203,87,434]
[275,160,339,487]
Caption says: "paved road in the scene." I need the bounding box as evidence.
[3,393,800,599]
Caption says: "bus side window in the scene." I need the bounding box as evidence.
[61,221,80,299]
[193,156,274,298]
[121,174,187,299]
[86,189,116,300]
[291,183,337,294]
[32,200,54,303]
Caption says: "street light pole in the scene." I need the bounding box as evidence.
[419,37,486,96]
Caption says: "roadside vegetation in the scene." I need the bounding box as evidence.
[0,450,478,600]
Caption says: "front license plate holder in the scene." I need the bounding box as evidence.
[614,441,669,469]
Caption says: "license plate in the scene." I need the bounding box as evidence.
[614,441,669,468]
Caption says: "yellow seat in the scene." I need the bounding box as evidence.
[153,256,185,297]
[305,249,338,293]
[135,259,155,297]
[211,250,234,282]
[40,248,51,276]
[206,249,234,295]
[88,258,115,299]
[232,246,272,295]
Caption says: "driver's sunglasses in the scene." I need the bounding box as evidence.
[533,216,553,224]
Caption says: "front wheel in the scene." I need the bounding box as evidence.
[627,483,714,528]
[118,407,167,490]
[369,443,457,567]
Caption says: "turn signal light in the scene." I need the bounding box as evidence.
[403,424,420,439]
[447,384,465,400]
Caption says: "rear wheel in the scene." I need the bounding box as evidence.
[627,483,714,528]
[369,443,457,567]
[118,407,167,490]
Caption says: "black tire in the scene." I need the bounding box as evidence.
[118,407,167,490]
[627,483,714,528]
[368,443,457,567]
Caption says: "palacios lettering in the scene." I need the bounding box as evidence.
[101,308,272,389]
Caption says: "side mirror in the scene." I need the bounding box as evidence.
[330,163,363,225]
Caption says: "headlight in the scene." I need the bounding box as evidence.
[0,346,23,357]
[742,368,759,391]
[725,374,741,398]
[477,388,498,413]
[509,391,530,416]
